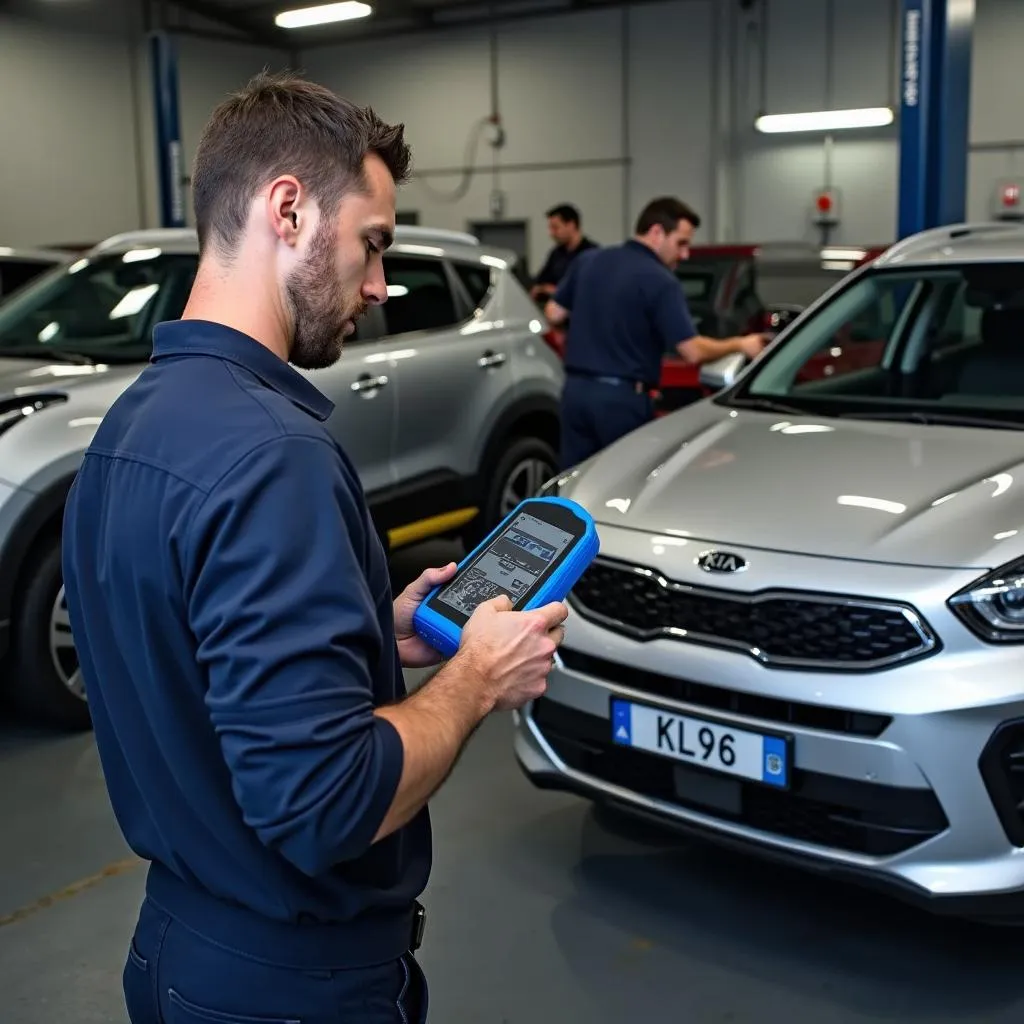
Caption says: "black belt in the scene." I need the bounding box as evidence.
[566,368,653,394]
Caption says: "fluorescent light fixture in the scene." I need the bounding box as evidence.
[275,2,372,28]
[755,107,894,134]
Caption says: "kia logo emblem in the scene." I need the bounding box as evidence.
[696,550,748,574]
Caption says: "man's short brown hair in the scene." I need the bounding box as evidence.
[191,71,412,256]
[635,197,701,236]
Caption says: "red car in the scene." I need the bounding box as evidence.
[543,242,889,412]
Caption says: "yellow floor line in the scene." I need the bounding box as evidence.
[0,854,143,929]
[388,506,478,550]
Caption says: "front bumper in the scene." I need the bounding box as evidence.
[513,527,1024,921]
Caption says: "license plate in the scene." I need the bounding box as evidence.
[610,698,790,789]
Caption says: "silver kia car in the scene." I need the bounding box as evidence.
[0,226,561,730]
[517,221,1024,922]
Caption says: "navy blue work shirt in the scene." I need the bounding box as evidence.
[62,320,429,932]
[554,240,697,385]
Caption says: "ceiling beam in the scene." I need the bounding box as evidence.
[165,0,291,48]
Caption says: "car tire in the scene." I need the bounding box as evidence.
[463,435,558,549]
[9,540,91,731]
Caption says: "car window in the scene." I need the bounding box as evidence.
[731,262,1024,423]
[452,261,493,309]
[0,251,197,363]
[382,255,459,336]
[0,259,59,297]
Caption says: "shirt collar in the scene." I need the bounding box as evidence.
[151,320,335,422]
[625,239,665,265]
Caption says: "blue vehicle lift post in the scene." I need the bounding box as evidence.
[150,31,186,229]
[897,0,975,240]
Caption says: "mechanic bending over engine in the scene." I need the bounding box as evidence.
[545,196,766,468]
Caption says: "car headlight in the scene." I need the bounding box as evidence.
[950,557,1024,643]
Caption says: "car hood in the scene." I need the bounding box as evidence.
[0,357,139,394]
[564,402,1024,570]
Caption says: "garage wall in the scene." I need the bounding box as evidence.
[2,0,1023,257]
[0,8,145,249]
[0,1,288,248]
[303,0,902,268]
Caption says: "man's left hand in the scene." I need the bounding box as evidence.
[394,562,458,668]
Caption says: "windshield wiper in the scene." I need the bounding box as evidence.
[726,395,826,417]
[841,409,1024,431]
[0,347,95,365]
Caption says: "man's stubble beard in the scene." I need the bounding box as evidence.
[285,220,367,371]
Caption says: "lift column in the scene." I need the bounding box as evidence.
[150,31,186,229]
[897,0,975,239]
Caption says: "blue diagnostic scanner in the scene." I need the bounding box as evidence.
[413,496,600,659]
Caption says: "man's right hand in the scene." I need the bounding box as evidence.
[738,332,768,359]
[455,595,568,712]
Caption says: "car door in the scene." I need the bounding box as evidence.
[382,251,509,517]
[301,316,399,499]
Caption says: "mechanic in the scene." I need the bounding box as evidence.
[529,203,598,304]
[545,196,766,468]
[60,72,567,1024]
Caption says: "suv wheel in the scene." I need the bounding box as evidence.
[464,436,558,547]
[10,541,91,731]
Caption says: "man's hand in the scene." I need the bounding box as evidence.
[393,562,458,668]
[738,332,768,359]
[456,595,568,711]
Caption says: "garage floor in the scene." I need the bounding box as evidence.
[4,541,1024,1024]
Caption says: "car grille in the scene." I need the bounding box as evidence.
[531,699,948,857]
[569,558,938,671]
[557,649,892,738]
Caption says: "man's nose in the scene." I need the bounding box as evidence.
[363,265,388,306]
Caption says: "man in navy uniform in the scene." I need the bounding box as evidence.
[61,72,567,1024]
[545,196,766,468]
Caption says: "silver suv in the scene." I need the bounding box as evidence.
[0,226,562,730]
[517,222,1024,923]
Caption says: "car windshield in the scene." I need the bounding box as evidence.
[727,261,1024,427]
[0,249,197,363]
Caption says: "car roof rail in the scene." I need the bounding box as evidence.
[393,225,480,247]
[90,228,197,253]
[877,221,1024,264]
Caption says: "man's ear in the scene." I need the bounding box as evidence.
[267,176,303,246]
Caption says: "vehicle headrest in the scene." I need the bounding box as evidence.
[981,306,1024,349]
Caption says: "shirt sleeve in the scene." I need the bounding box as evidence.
[651,278,698,348]
[552,257,581,311]
[183,433,404,877]
[534,249,558,287]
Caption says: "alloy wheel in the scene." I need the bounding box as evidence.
[49,585,85,702]
[500,455,556,516]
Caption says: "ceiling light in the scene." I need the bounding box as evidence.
[754,107,895,134]
[275,2,372,27]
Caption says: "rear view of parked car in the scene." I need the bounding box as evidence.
[0,225,562,730]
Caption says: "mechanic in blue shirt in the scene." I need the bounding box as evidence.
[61,72,567,1024]
[545,197,766,468]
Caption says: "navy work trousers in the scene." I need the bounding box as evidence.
[123,895,428,1024]
[559,374,654,469]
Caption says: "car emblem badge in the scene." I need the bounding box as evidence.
[696,550,748,574]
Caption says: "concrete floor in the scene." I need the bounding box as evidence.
[4,540,1024,1022]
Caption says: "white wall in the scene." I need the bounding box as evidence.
[2,0,1023,259]
[0,2,289,247]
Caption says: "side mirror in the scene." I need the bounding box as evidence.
[699,351,747,391]
[763,304,802,332]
